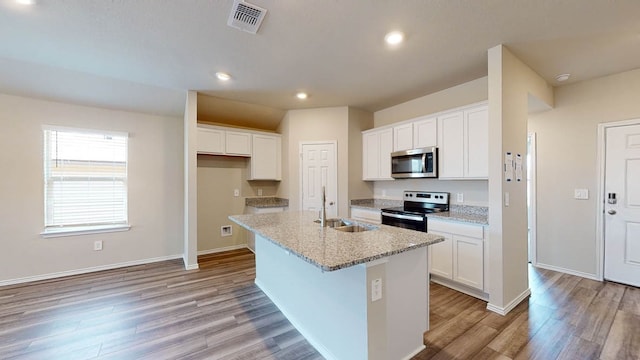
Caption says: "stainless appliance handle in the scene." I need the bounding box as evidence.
[381,212,424,222]
[421,153,427,173]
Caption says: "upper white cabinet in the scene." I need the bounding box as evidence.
[413,116,438,149]
[197,125,251,156]
[225,131,251,156]
[249,134,281,180]
[197,127,225,155]
[437,103,488,179]
[393,123,414,151]
[363,127,393,180]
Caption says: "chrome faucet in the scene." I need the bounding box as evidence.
[320,185,327,227]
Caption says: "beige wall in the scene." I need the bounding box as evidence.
[529,68,640,276]
[197,155,279,252]
[0,93,184,283]
[278,106,373,217]
[487,45,554,310]
[374,77,488,127]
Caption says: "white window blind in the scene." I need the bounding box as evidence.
[43,127,128,230]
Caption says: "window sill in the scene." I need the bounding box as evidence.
[41,224,131,238]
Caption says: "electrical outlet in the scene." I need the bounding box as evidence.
[457,193,464,203]
[258,188,263,196]
[94,240,103,251]
[504,192,510,207]
[233,189,239,197]
[371,278,382,302]
[574,189,589,200]
[221,225,232,237]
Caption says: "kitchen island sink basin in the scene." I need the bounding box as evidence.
[316,218,378,232]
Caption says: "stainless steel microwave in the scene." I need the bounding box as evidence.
[391,147,438,179]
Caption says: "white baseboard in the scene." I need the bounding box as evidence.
[401,345,426,360]
[197,244,249,256]
[430,276,489,301]
[533,262,600,281]
[0,254,184,287]
[487,287,531,315]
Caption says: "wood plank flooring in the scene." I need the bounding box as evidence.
[1,249,638,359]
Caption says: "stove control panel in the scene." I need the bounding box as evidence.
[403,191,449,205]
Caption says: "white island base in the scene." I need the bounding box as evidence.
[254,234,429,360]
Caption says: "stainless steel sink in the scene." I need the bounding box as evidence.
[315,218,378,232]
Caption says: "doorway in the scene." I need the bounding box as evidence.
[600,121,640,287]
[527,133,537,264]
[299,141,338,218]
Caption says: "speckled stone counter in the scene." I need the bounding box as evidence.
[427,205,489,225]
[229,210,443,271]
[245,197,289,208]
[350,198,402,210]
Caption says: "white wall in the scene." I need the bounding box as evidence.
[529,68,640,277]
[372,179,488,206]
[0,93,184,284]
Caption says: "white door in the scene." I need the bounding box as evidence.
[604,124,640,287]
[301,142,338,218]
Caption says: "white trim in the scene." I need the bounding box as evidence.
[0,254,184,287]
[534,262,599,281]
[401,345,427,360]
[527,132,538,265]
[184,263,200,270]
[256,279,340,360]
[486,287,531,315]
[41,124,129,138]
[596,118,640,282]
[197,244,249,256]
[41,224,131,238]
[299,141,339,214]
[430,276,489,301]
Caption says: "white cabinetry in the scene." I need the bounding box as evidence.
[437,103,488,179]
[350,207,381,224]
[225,131,251,156]
[413,117,438,149]
[428,219,485,293]
[362,128,393,181]
[197,127,225,155]
[393,123,414,151]
[249,134,281,180]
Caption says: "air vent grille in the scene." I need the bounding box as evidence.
[227,1,267,34]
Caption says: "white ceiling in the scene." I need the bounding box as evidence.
[1,0,639,129]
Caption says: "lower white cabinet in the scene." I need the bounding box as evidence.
[428,219,485,291]
[350,207,381,224]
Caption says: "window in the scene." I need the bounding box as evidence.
[42,126,129,236]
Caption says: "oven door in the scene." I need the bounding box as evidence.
[381,211,427,232]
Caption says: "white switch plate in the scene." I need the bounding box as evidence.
[504,192,510,207]
[574,189,589,200]
[94,240,103,251]
[457,193,464,203]
[257,188,263,196]
[234,189,240,197]
[371,278,382,302]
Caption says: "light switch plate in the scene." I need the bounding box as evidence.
[456,193,464,203]
[574,189,589,200]
[371,278,382,302]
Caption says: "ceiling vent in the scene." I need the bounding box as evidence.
[227,0,267,34]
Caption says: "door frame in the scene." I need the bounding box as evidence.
[527,132,538,266]
[596,117,640,281]
[298,141,338,213]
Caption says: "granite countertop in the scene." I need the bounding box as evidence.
[350,199,489,225]
[245,197,289,208]
[229,211,444,271]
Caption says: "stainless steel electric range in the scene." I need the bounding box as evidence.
[381,191,450,232]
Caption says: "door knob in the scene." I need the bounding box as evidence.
[608,209,617,215]
[329,201,335,206]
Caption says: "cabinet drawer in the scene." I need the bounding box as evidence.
[428,220,483,239]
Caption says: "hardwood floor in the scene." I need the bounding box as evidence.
[1,249,638,359]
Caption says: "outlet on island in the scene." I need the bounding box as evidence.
[94,240,103,251]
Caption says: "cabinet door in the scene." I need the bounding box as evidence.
[414,117,437,148]
[225,131,251,156]
[350,207,381,224]
[453,235,484,290]
[363,131,380,180]
[197,127,225,154]
[465,106,489,178]
[393,123,413,151]
[428,231,453,279]
[438,111,464,178]
[250,134,281,180]
[378,128,393,179]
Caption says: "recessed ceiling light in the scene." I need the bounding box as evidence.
[555,73,571,82]
[15,0,35,5]
[296,92,308,100]
[384,31,404,45]
[215,72,231,81]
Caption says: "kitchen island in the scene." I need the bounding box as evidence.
[229,211,444,360]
